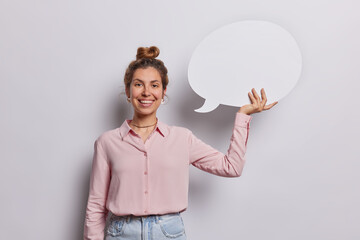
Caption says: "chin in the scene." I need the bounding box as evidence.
[134,108,157,116]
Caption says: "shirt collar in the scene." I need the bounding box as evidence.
[119,118,168,139]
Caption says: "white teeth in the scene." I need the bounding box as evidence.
[140,100,153,104]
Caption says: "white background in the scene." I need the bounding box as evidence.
[1,0,359,239]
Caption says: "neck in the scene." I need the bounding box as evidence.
[131,113,157,127]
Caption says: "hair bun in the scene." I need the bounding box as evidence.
[136,46,160,60]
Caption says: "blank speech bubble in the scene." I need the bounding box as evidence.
[188,20,302,113]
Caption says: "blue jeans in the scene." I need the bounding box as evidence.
[105,212,187,240]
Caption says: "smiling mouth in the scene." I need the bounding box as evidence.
[139,100,154,103]
[138,99,155,107]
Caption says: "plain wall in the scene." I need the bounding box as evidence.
[1,0,359,239]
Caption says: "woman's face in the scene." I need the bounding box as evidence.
[126,67,166,118]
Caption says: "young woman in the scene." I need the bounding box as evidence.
[84,46,278,240]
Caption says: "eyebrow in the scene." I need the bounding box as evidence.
[133,79,161,83]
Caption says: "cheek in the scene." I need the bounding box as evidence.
[156,92,164,99]
[158,89,165,97]
[130,88,141,97]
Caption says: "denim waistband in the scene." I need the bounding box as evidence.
[110,212,180,224]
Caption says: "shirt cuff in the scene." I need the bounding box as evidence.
[235,112,253,128]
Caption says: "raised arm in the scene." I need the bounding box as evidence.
[189,88,277,177]
[189,112,252,177]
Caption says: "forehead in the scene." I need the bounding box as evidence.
[132,67,161,82]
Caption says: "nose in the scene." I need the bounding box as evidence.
[142,85,150,96]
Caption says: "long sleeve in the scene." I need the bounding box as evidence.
[189,112,252,177]
[84,139,111,240]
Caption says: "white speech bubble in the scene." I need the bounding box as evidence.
[188,20,302,113]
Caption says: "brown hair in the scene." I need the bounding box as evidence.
[124,46,169,92]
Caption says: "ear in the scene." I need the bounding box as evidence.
[126,87,130,98]
[163,87,167,98]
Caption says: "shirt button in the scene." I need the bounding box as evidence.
[144,171,148,175]
[144,152,147,157]
[144,191,148,194]
[144,210,147,213]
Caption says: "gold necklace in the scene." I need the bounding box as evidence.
[130,119,158,128]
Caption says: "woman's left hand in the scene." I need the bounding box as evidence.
[238,88,278,115]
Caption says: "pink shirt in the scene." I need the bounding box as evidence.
[84,112,252,240]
